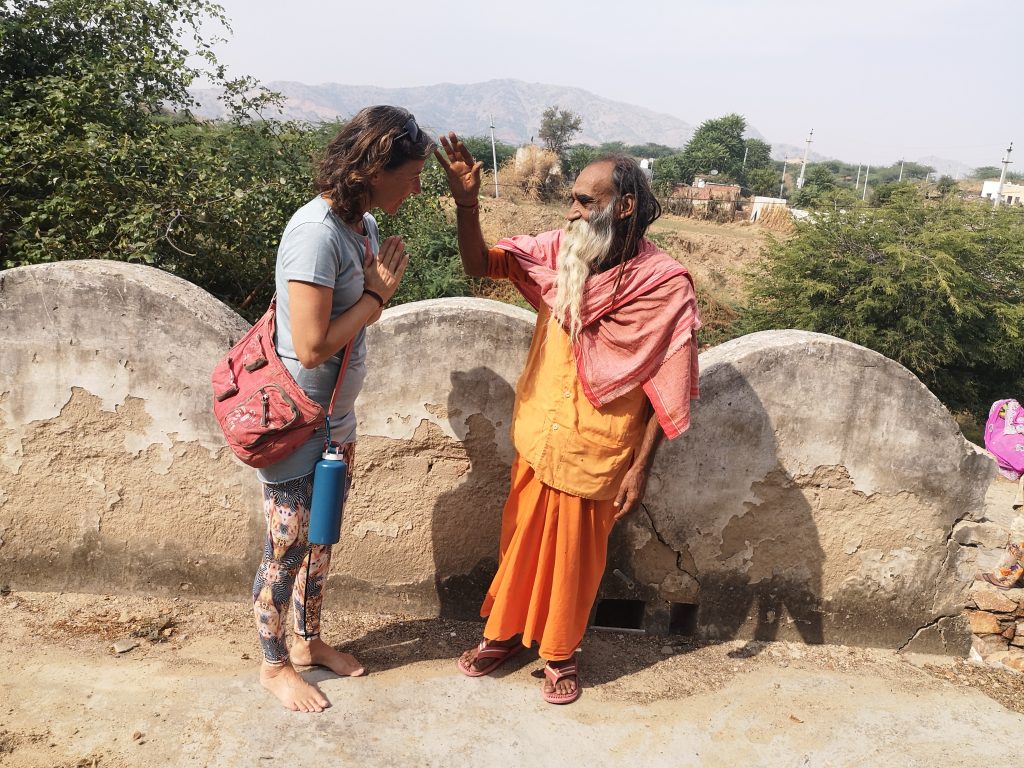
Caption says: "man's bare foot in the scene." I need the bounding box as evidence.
[542,658,579,702]
[259,661,330,713]
[458,635,522,675]
[291,636,365,677]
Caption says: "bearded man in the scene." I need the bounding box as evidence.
[435,133,700,705]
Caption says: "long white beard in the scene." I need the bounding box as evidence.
[553,201,616,341]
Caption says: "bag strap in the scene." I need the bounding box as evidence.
[327,342,353,416]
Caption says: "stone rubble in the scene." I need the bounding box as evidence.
[966,580,1024,673]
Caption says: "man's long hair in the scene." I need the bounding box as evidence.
[601,153,662,268]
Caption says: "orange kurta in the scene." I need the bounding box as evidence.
[481,251,651,658]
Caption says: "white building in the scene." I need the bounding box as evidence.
[981,180,1024,205]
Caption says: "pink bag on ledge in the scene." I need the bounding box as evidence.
[984,398,1024,480]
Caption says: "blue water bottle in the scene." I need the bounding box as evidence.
[309,441,348,545]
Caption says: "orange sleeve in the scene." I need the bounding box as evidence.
[486,247,514,279]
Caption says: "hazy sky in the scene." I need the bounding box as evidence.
[202,0,1021,170]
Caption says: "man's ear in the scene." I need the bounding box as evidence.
[617,193,636,220]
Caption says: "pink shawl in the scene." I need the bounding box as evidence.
[496,229,701,439]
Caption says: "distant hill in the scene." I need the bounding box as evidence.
[190,78,696,148]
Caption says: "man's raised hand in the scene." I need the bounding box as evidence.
[434,132,483,206]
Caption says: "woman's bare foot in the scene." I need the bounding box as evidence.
[260,661,330,713]
[290,636,365,677]
[458,635,522,674]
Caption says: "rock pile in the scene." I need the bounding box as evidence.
[968,580,1024,672]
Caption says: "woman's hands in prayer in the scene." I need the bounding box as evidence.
[435,132,483,206]
[363,235,408,304]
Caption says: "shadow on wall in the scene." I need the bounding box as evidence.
[431,367,515,620]
[637,361,827,651]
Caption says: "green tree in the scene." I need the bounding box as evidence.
[740,192,1024,418]
[680,113,747,183]
[870,180,917,206]
[742,138,773,171]
[624,142,678,159]
[537,105,582,160]
[936,175,959,196]
[739,137,774,193]
[972,166,1002,179]
[0,0,466,318]
[457,135,516,174]
[745,167,780,197]
[789,165,837,207]
[563,144,598,179]
[0,0,310,308]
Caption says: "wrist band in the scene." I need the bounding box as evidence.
[363,289,385,307]
[455,200,479,210]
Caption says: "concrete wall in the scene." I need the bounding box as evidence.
[0,260,264,596]
[604,331,993,653]
[334,297,534,617]
[0,262,994,653]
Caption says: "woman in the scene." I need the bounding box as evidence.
[252,106,432,713]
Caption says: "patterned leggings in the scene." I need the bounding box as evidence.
[252,443,353,665]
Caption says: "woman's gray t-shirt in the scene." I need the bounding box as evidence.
[256,196,374,483]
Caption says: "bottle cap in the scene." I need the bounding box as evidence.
[321,451,346,461]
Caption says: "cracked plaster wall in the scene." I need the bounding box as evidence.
[0,261,263,596]
[625,331,995,654]
[0,263,994,654]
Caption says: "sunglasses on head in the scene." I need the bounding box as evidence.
[394,116,419,143]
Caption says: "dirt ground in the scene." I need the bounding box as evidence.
[2,586,1023,768]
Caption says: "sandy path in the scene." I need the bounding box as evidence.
[2,590,1022,768]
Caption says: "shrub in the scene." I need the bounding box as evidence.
[739,189,1024,418]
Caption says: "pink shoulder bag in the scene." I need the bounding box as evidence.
[211,298,352,468]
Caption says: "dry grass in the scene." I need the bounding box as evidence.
[754,204,795,234]
[495,146,562,202]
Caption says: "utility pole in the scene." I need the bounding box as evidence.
[741,145,749,175]
[898,158,905,182]
[779,158,789,199]
[854,164,861,191]
[796,129,813,189]
[994,141,1014,207]
[489,114,500,199]
[862,165,871,201]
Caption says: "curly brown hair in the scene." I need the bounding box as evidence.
[314,106,434,224]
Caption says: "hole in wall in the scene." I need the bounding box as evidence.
[669,602,699,635]
[592,598,646,631]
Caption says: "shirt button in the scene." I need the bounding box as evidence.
[552,424,559,431]
[563,390,571,398]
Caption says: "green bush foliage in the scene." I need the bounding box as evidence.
[740,187,1024,417]
[0,0,462,320]
[376,161,466,306]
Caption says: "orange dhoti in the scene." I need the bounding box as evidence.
[481,455,618,661]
